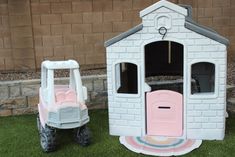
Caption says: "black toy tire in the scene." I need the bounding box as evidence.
[37,115,56,152]
[75,125,91,146]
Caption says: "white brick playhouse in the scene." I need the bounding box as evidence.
[105,0,229,140]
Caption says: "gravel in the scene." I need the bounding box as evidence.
[0,64,106,81]
[0,63,234,85]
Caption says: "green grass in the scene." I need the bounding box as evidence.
[0,109,235,157]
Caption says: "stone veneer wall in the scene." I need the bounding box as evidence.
[0,75,107,116]
[0,0,234,71]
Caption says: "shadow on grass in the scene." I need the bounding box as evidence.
[0,109,235,157]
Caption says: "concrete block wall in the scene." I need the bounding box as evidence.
[0,75,107,116]
[0,0,234,71]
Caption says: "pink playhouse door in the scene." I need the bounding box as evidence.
[146,90,183,136]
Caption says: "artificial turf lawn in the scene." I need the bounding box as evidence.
[0,109,235,157]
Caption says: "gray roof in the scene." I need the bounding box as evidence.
[104,24,143,47]
[104,5,229,47]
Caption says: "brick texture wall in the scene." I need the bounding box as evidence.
[0,0,234,71]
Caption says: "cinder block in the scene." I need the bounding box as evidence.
[12,107,33,115]
[0,4,8,15]
[85,54,105,64]
[35,47,53,57]
[113,22,132,32]
[0,27,11,37]
[22,84,39,96]
[133,0,153,10]
[8,0,29,4]
[53,45,74,57]
[104,32,120,41]
[0,38,3,48]
[1,16,9,27]
[213,17,230,26]
[51,2,71,14]
[62,13,82,24]
[11,37,33,49]
[0,58,4,70]
[1,97,27,111]
[34,36,42,47]
[113,0,132,11]
[11,26,32,37]
[178,0,197,7]
[9,85,21,97]
[198,17,213,27]
[12,48,34,59]
[31,2,50,14]
[198,0,212,7]
[213,0,230,7]
[0,109,12,117]
[9,15,31,27]
[84,33,103,44]
[93,79,104,91]
[123,10,140,21]
[32,15,40,26]
[27,96,39,107]
[42,35,63,47]
[72,1,92,12]
[72,24,92,34]
[205,8,222,17]
[92,22,112,33]
[74,55,86,65]
[64,34,83,45]
[0,86,9,98]
[83,12,103,23]
[41,14,61,25]
[104,12,123,22]
[33,25,50,36]
[8,3,30,15]
[51,24,71,35]
[93,0,112,12]
[4,58,14,70]
[14,59,35,70]
[94,43,105,54]
[74,43,93,54]
[82,80,93,91]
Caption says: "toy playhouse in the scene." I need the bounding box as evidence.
[105,0,229,140]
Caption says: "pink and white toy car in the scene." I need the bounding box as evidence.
[37,60,91,152]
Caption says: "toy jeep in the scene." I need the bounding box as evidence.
[37,60,91,152]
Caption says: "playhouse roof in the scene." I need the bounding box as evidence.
[104,1,229,47]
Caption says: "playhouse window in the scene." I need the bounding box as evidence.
[115,63,138,94]
[191,62,215,94]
